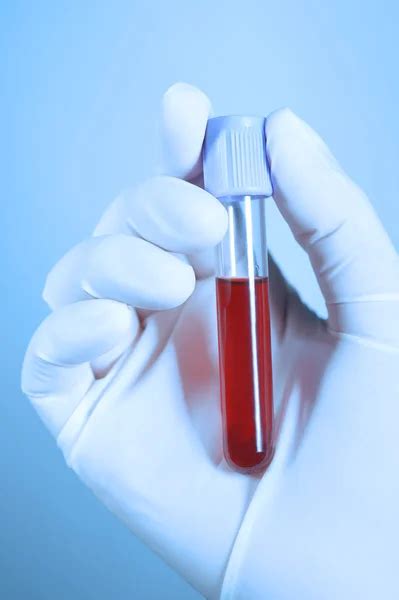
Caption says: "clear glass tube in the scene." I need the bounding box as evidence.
[215,195,274,473]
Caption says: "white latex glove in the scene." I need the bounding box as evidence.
[22,83,399,600]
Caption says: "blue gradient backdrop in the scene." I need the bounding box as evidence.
[2,1,399,598]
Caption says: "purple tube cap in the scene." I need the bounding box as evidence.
[203,115,273,199]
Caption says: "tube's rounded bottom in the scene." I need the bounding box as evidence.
[225,444,275,476]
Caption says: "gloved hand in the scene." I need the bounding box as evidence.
[22,83,399,600]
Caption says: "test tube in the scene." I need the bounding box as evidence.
[203,116,274,474]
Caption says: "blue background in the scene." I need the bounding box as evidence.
[2,1,399,598]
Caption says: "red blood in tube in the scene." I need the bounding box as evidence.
[216,277,274,473]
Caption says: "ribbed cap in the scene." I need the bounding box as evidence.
[203,115,272,199]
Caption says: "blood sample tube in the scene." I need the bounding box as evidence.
[203,116,274,474]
